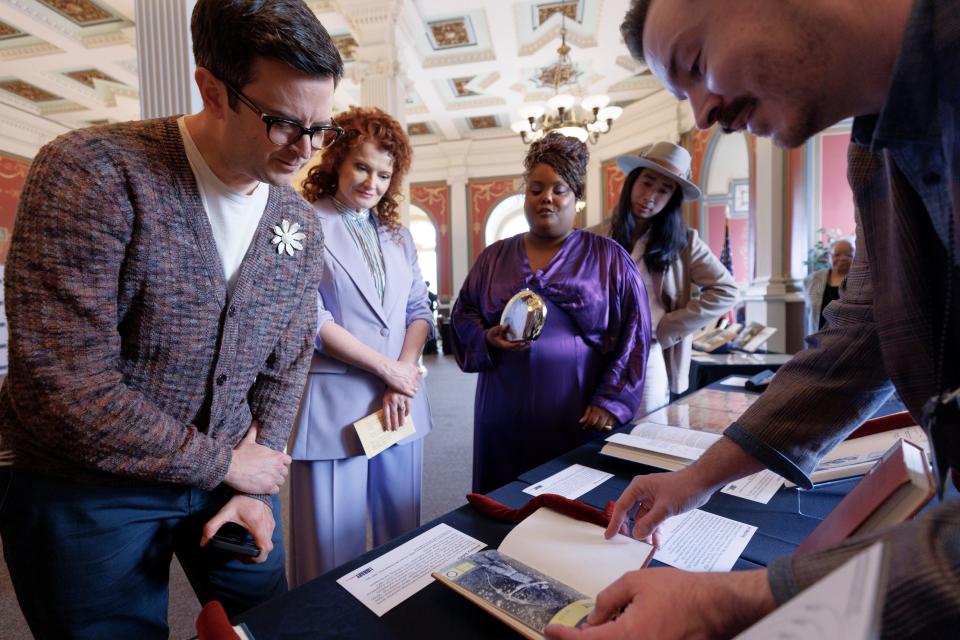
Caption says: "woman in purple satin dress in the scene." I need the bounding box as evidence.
[451,133,651,493]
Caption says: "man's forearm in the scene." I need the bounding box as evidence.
[686,436,766,492]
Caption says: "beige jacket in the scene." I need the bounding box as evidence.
[588,221,739,393]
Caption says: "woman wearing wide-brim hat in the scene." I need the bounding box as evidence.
[589,141,739,415]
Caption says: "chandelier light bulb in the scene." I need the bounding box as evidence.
[581,94,610,112]
[547,93,576,112]
[556,126,589,142]
[597,105,623,121]
[518,103,545,121]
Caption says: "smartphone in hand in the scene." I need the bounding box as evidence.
[209,522,260,558]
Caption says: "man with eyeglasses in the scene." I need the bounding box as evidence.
[0,1,342,637]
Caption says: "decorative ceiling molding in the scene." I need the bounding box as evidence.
[332,34,358,61]
[518,24,595,56]
[407,122,431,135]
[450,77,478,97]
[536,1,581,26]
[426,18,476,50]
[445,96,506,111]
[0,79,61,102]
[467,115,499,130]
[421,50,496,69]
[0,20,27,39]
[616,56,645,76]
[64,68,117,88]
[0,42,62,60]
[37,0,120,26]
[534,61,581,89]
[81,29,133,48]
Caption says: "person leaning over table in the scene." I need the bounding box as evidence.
[288,106,435,586]
[589,141,738,415]
[544,0,960,638]
[0,1,343,637]
[450,132,651,495]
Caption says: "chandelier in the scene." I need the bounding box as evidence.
[510,16,623,145]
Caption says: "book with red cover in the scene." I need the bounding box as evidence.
[796,439,934,555]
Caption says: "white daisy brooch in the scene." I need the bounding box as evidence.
[272,219,306,256]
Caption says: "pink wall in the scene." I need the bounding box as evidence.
[820,133,856,237]
[705,204,748,283]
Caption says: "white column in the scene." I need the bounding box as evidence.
[135,0,201,118]
[743,137,790,352]
[585,155,603,226]
[440,140,473,296]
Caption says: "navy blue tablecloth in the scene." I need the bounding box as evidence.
[234,382,911,638]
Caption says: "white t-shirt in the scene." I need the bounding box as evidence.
[632,231,670,416]
[178,117,268,295]
[631,230,667,328]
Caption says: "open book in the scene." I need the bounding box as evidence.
[729,322,777,353]
[601,422,929,486]
[735,542,886,639]
[692,323,742,352]
[432,507,654,640]
[796,439,934,555]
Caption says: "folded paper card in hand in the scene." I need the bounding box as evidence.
[353,410,416,459]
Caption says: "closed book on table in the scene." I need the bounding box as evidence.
[796,439,934,555]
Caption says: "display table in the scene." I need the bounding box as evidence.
[234,383,915,639]
[686,352,794,393]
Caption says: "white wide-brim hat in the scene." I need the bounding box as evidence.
[616,140,702,201]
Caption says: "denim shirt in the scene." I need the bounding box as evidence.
[852,0,960,268]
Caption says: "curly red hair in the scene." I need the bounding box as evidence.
[301,106,412,233]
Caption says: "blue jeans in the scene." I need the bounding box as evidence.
[0,468,287,639]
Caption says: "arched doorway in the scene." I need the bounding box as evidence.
[700,132,750,284]
[484,194,527,246]
[409,205,438,295]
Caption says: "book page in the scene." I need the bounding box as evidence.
[819,426,929,471]
[607,423,722,462]
[337,524,485,616]
[523,464,613,499]
[721,469,784,504]
[498,507,653,598]
[653,510,757,572]
[353,410,416,459]
[735,542,885,639]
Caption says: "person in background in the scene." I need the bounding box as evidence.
[451,132,650,494]
[803,238,855,336]
[290,106,434,586]
[0,1,343,637]
[547,0,960,637]
[590,141,738,415]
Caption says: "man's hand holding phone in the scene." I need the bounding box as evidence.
[201,494,275,563]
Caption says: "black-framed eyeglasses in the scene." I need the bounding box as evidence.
[227,84,343,150]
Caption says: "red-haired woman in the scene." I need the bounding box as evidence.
[289,106,434,585]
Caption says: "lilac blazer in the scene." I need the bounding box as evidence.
[289,197,435,460]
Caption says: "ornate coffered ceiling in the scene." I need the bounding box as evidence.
[0,0,664,152]
[0,0,137,135]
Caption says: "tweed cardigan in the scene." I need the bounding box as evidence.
[0,117,323,492]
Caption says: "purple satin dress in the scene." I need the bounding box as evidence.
[451,230,651,493]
